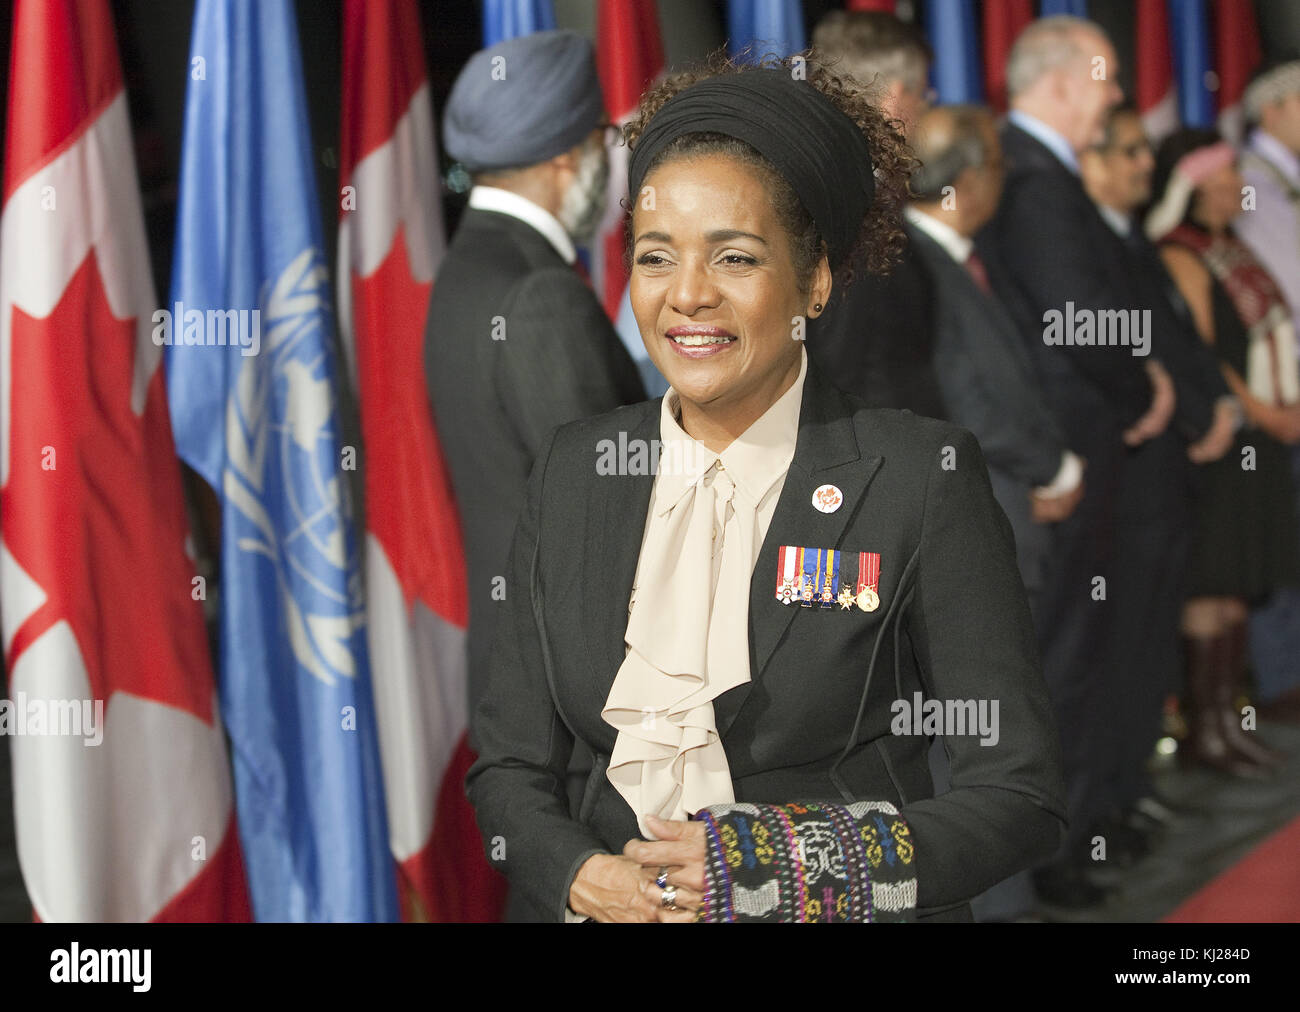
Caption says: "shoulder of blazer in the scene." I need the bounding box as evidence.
[444,207,570,277]
[999,123,1088,204]
[533,365,966,496]
[904,224,965,285]
[539,398,662,485]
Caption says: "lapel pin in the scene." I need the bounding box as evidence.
[812,484,843,513]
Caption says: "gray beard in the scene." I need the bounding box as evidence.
[557,141,609,244]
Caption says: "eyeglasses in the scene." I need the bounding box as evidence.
[1095,139,1152,159]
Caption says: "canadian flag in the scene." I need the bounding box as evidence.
[336,0,505,921]
[1136,0,1180,143]
[0,0,248,920]
[592,0,665,322]
[983,0,1033,114]
[1213,0,1262,145]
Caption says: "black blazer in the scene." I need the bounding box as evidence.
[424,208,646,709]
[908,223,1066,491]
[908,223,1068,598]
[1120,222,1230,443]
[982,123,1153,451]
[1093,212,1232,524]
[466,360,1067,922]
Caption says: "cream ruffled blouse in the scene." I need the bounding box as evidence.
[602,349,807,839]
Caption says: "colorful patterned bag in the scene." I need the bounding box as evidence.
[692,801,917,923]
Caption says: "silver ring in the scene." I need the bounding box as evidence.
[660,885,678,910]
[655,866,669,890]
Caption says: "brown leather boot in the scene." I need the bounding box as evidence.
[1180,635,1273,779]
[1219,621,1286,769]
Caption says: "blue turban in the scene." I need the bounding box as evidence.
[443,29,606,172]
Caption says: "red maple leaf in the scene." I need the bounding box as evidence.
[351,224,468,627]
[3,249,215,721]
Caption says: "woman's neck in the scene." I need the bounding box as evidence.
[676,356,802,453]
[1191,210,1229,237]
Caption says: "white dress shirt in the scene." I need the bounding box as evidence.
[467,185,576,265]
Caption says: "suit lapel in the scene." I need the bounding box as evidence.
[584,404,659,700]
[582,366,884,734]
[717,363,883,736]
[912,225,1039,381]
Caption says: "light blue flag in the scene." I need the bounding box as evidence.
[728,0,806,62]
[1169,0,1214,127]
[166,0,398,922]
[482,0,557,47]
[927,0,984,103]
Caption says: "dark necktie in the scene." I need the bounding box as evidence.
[965,249,993,296]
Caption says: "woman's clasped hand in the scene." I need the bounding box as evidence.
[568,815,708,923]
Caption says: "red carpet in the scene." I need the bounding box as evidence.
[1164,816,1300,922]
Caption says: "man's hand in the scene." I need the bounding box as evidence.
[1123,360,1176,446]
[1187,397,1237,463]
[623,814,708,923]
[1031,478,1085,523]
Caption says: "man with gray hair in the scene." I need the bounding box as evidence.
[982,15,1175,910]
[811,8,933,136]
[1234,58,1300,724]
[806,9,944,420]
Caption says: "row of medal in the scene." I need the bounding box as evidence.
[776,547,882,612]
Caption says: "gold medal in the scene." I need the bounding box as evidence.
[856,587,879,612]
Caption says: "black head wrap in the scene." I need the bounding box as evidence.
[627,69,876,271]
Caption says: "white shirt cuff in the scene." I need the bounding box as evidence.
[564,906,590,923]
[1033,451,1084,498]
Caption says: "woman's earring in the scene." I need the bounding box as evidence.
[813,302,823,314]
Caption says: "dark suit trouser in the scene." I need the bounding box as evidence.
[1105,432,1191,814]
[1034,433,1122,861]
[1249,443,1300,701]
[963,475,1053,917]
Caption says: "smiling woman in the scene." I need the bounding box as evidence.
[466,52,1068,924]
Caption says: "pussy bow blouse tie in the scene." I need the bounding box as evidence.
[602,454,757,839]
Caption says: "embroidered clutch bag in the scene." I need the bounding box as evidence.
[692,800,917,923]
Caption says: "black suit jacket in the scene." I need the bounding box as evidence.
[1093,210,1231,524]
[1120,221,1230,443]
[908,222,1068,598]
[466,360,1067,922]
[982,123,1153,452]
[424,208,646,709]
[909,223,1066,489]
[807,240,948,419]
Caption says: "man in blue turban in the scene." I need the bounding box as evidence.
[424,29,646,788]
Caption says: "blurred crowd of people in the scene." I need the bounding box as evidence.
[424,11,1300,919]
[802,11,1300,915]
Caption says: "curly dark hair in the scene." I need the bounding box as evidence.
[620,49,915,292]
